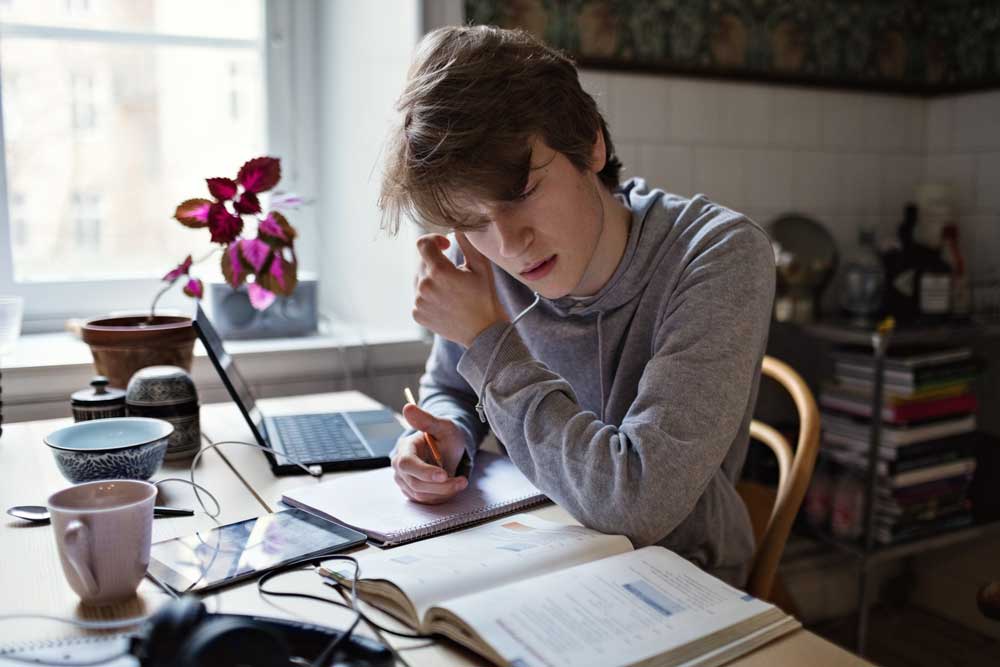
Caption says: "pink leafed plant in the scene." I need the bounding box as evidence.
[151,156,300,318]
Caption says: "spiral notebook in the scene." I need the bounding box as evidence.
[280,451,549,546]
[0,634,135,666]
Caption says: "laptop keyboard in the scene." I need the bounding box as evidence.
[272,413,371,463]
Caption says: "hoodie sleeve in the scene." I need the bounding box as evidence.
[408,333,491,465]
[455,223,775,548]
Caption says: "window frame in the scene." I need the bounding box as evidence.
[0,0,317,333]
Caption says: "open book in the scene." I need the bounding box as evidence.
[319,514,799,667]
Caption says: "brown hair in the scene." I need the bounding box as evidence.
[379,25,622,234]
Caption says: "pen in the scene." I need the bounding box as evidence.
[404,386,446,469]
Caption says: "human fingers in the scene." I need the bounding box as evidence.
[394,469,467,503]
[415,234,456,274]
[401,403,458,442]
[454,232,491,272]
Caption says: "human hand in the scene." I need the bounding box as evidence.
[391,404,469,504]
[412,233,508,347]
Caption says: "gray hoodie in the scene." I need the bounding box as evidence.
[416,178,776,586]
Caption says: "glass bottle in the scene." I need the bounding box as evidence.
[838,227,885,325]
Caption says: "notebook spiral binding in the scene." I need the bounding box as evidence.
[387,494,548,545]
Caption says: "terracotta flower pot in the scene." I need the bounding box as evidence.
[80,315,197,389]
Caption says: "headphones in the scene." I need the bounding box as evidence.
[129,597,394,667]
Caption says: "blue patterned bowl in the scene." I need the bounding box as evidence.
[44,417,173,483]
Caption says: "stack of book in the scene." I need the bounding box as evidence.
[818,345,981,545]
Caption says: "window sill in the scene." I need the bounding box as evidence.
[1,325,432,423]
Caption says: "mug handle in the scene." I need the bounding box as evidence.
[63,519,99,598]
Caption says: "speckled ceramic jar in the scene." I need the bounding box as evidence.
[125,366,200,461]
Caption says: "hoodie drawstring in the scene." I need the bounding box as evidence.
[596,311,606,422]
[475,292,542,423]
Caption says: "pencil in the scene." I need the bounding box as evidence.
[404,386,445,469]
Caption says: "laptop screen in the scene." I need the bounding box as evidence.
[193,304,267,440]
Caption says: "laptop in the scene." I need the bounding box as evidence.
[192,304,404,475]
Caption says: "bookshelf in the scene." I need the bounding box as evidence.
[773,318,1000,656]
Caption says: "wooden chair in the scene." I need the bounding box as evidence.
[739,355,821,602]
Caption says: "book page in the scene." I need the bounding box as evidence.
[434,546,783,667]
[329,514,632,620]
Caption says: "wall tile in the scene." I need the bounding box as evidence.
[967,213,1000,279]
[902,97,928,154]
[820,91,866,151]
[881,154,923,217]
[615,142,643,183]
[861,95,907,152]
[693,146,745,208]
[924,153,978,214]
[716,82,772,146]
[837,153,883,214]
[925,97,954,152]
[638,144,694,197]
[579,70,612,117]
[790,151,838,213]
[772,88,823,148]
[976,152,1000,211]
[608,73,670,141]
[953,90,1000,152]
[745,149,795,211]
[599,75,994,266]
[669,79,720,144]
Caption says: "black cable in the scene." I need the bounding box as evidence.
[256,557,434,640]
[254,555,435,652]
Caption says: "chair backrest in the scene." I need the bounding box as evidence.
[742,355,820,600]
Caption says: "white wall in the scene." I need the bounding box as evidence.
[315,0,422,336]
[579,72,930,273]
[924,91,1000,280]
[580,70,999,294]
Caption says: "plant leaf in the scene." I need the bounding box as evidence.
[258,211,296,245]
[270,191,304,210]
[183,277,204,299]
[208,202,244,244]
[221,243,248,288]
[237,156,281,193]
[206,177,238,201]
[233,191,261,215]
[162,255,193,282]
[240,237,272,273]
[255,248,297,296]
[174,199,212,228]
[248,282,276,311]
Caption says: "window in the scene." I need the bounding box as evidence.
[9,190,24,245]
[69,71,98,132]
[228,61,241,120]
[71,191,101,248]
[64,0,91,15]
[0,0,315,329]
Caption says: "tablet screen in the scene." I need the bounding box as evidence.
[147,508,366,593]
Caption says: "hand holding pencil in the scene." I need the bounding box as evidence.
[404,387,444,468]
[390,387,468,504]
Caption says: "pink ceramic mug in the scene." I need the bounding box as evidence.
[47,479,156,605]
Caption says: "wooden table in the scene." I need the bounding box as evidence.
[1,392,870,666]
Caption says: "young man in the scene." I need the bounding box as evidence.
[379,25,775,587]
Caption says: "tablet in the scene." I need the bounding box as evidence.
[147,508,367,594]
